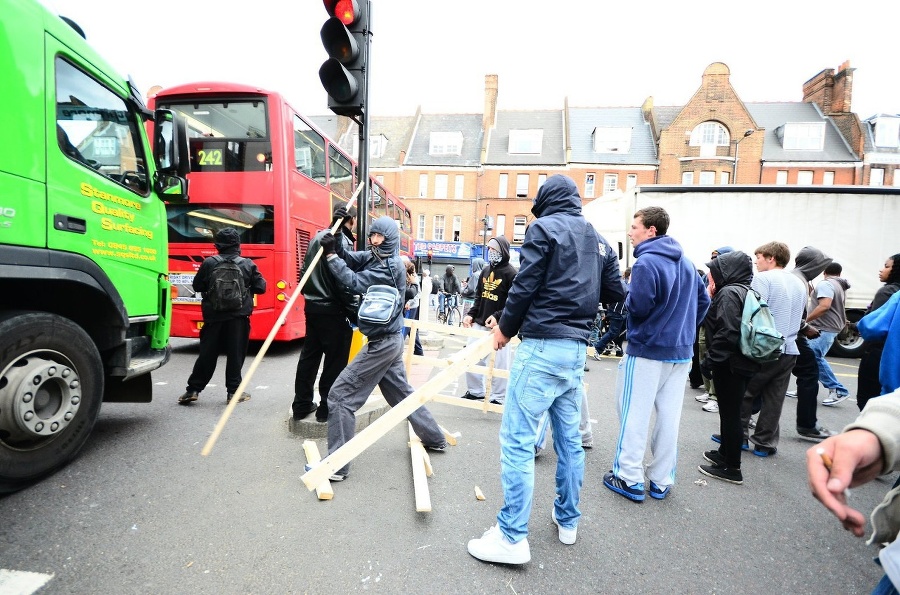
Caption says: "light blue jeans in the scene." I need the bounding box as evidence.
[808,331,848,395]
[497,338,585,544]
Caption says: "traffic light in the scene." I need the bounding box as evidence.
[319,0,368,117]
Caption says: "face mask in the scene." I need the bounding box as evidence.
[488,249,502,266]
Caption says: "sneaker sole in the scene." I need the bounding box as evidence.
[551,510,577,545]
[703,452,725,466]
[603,478,645,502]
[822,396,851,407]
[467,541,531,564]
[796,433,827,443]
[697,465,743,485]
[752,449,775,458]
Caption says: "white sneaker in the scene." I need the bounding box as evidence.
[467,525,531,564]
[785,390,797,398]
[695,393,710,403]
[702,400,719,413]
[822,389,851,407]
[551,509,577,545]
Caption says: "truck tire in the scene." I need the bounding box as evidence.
[0,312,104,493]
[828,310,865,359]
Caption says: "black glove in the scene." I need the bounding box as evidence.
[331,206,348,226]
[319,232,336,255]
[700,357,713,380]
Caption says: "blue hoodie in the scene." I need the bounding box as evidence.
[626,234,710,360]
[499,175,623,342]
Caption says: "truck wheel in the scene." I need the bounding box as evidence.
[828,310,865,359]
[0,312,104,493]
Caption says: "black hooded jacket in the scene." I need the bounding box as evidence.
[466,236,517,326]
[193,227,266,321]
[703,250,758,376]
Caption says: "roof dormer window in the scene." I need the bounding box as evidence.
[508,129,543,155]
[874,116,900,149]
[429,131,462,155]
[781,122,825,151]
[592,127,632,153]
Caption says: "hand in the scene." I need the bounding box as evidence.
[331,206,348,226]
[699,358,713,380]
[484,315,497,329]
[806,430,884,537]
[319,232,336,255]
[492,325,510,350]
[462,315,473,328]
[802,325,820,339]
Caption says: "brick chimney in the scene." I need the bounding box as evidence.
[483,74,498,131]
[803,61,854,115]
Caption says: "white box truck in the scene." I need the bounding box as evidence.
[583,185,900,357]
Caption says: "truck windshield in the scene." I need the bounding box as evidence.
[166,203,274,244]
[157,99,271,172]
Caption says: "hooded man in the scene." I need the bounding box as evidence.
[315,216,447,482]
[461,237,517,404]
[467,175,623,565]
[789,246,837,442]
[438,264,462,314]
[178,227,266,405]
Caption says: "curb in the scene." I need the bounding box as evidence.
[288,395,390,439]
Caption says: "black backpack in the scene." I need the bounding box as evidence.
[207,255,247,311]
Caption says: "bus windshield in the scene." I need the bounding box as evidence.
[158,99,271,172]
[166,203,275,244]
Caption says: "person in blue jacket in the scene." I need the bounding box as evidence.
[858,289,900,397]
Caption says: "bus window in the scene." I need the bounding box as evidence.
[293,115,326,183]
[166,203,275,244]
[328,146,354,199]
[158,99,271,172]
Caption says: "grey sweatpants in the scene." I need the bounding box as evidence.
[327,331,445,475]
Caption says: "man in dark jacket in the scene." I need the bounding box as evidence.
[292,206,359,422]
[178,227,266,405]
[438,265,461,314]
[316,216,447,482]
[468,175,623,565]
[462,236,517,404]
[604,206,710,502]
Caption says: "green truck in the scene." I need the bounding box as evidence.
[0,0,189,492]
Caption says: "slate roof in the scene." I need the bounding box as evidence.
[404,113,484,167]
[369,116,417,168]
[484,110,566,166]
[567,107,657,165]
[862,114,900,156]
[745,102,858,161]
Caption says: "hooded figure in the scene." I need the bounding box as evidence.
[442,264,461,295]
[198,227,266,320]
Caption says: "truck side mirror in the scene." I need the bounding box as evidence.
[154,109,190,178]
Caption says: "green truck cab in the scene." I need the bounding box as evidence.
[0,0,189,492]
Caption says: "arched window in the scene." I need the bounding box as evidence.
[689,121,730,147]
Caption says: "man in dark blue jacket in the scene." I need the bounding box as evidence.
[468,175,623,565]
[604,206,710,502]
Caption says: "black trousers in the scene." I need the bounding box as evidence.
[712,362,750,468]
[793,335,820,429]
[856,342,885,411]
[187,316,251,395]
[293,311,353,416]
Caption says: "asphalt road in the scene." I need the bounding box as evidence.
[0,335,887,594]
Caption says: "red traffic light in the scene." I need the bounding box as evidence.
[323,0,359,25]
[320,17,359,63]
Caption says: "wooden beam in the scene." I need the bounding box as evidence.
[408,423,432,512]
[302,440,333,500]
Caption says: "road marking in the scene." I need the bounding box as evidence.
[0,570,54,595]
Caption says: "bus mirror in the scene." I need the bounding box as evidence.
[155,173,188,202]
[154,109,190,178]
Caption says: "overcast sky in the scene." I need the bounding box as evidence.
[39,0,898,120]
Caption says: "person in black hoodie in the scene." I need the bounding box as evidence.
[178,227,267,405]
[698,250,759,485]
[462,236,517,404]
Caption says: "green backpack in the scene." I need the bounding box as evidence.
[738,285,784,363]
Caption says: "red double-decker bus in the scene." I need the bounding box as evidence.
[148,81,413,341]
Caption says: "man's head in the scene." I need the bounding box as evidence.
[754,241,790,270]
[445,265,455,276]
[367,215,398,258]
[824,262,842,277]
[629,206,669,247]
[214,227,241,254]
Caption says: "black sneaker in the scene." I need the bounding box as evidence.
[710,434,750,451]
[703,450,726,466]
[304,463,347,482]
[315,403,329,422]
[603,471,645,502]
[424,442,448,452]
[292,402,317,421]
[751,444,777,457]
[698,463,743,485]
[177,390,199,405]
[461,392,483,401]
[226,392,250,403]
[797,425,836,442]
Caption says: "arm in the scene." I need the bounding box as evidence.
[463,272,485,327]
[192,257,214,293]
[625,261,658,320]
[806,297,833,323]
[597,238,625,305]
[706,289,743,363]
[497,223,549,339]
[250,262,266,295]
[695,274,711,327]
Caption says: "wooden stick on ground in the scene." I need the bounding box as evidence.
[408,423,432,512]
[302,440,333,500]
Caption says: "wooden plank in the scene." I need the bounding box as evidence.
[408,423,432,512]
[474,486,486,501]
[431,394,504,414]
[403,318,418,375]
[302,440,333,500]
[300,334,495,490]
[439,425,460,446]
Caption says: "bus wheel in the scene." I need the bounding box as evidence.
[828,310,865,359]
[0,312,104,494]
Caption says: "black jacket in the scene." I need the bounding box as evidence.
[467,238,517,326]
[301,227,359,320]
[703,250,759,377]
[194,247,266,322]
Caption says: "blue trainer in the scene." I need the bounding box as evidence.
[603,471,645,502]
[649,481,670,500]
[711,434,750,451]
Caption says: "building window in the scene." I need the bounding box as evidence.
[417,214,426,241]
[592,127,632,153]
[871,168,885,186]
[375,175,384,186]
[433,215,445,241]
[893,171,900,187]
[874,117,900,148]
[429,131,463,155]
[537,174,547,189]
[453,216,462,242]
[585,174,596,198]
[512,216,527,244]
[699,171,716,185]
[454,175,464,199]
[720,171,730,185]
[418,174,428,197]
[626,174,637,189]
[775,170,788,185]
[498,173,508,198]
[782,123,825,151]
[434,174,448,199]
[369,134,388,159]
[603,174,618,195]
[496,214,506,236]
[797,170,814,185]
[681,171,694,185]
[508,129,543,154]
[823,171,835,185]
[689,122,729,150]
[516,174,529,197]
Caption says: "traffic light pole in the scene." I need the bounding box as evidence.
[355,0,372,246]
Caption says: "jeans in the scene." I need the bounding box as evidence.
[596,312,625,352]
[497,338,586,544]
[808,331,848,395]
[873,574,899,595]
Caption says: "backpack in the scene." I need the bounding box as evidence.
[738,285,785,363]
[207,255,247,312]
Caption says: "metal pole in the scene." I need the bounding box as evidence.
[356,0,372,244]
[481,202,490,255]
